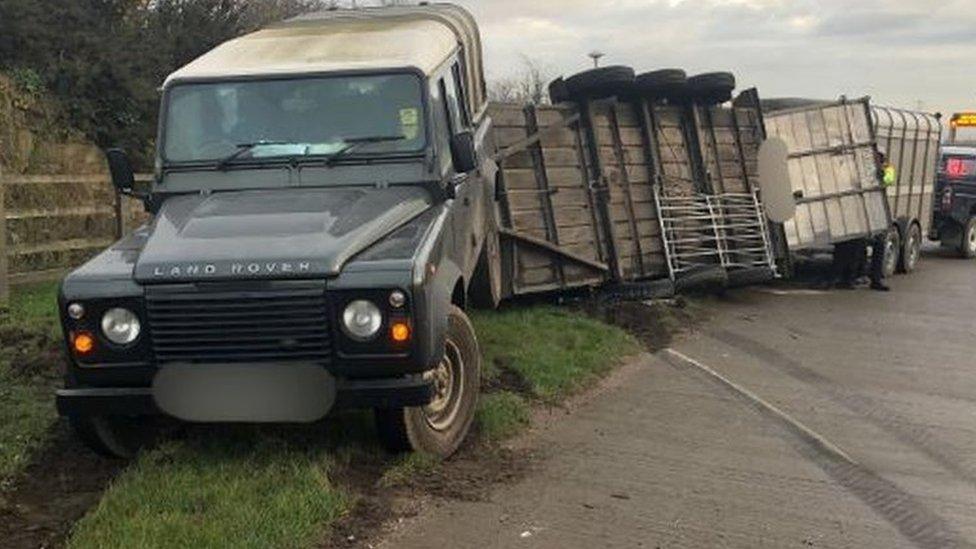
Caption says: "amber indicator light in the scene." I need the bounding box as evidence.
[72,332,95,355]
[390,322,411,344]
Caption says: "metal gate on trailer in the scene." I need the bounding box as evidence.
[489,87,779,298]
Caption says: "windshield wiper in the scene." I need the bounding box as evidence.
[323,135,407,167]
[216,141,294,171]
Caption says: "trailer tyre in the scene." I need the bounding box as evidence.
[564,66,636,101]
[686,72,736,105]
[548,77,570,104]
[375,306,481,458]
[881,228,901,278]
[70,415,156,460]
[469,229,502,309]
[959,217,976,259]
[898,223,922,273]
[635,69,688,101]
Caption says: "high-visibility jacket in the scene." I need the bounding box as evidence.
[883,164,896,187]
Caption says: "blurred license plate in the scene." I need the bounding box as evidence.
[152,363,336,423]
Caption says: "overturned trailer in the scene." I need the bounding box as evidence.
[762,98,941,275]
[489,69,778,299]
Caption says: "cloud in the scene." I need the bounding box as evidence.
[446,0,974,116]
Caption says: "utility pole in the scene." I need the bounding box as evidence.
[588,51,605,69]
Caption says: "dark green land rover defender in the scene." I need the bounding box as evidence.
[55,4,502,458]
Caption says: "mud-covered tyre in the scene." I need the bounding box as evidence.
[687,72,736,104]
[375,306,481,458]
[564,66,635,101]
[70,415,156,460]
[635,69,687,102]
[548,77,570,104]
[881,227,901,278]
[898,223,922,273]
[959,217,976,259]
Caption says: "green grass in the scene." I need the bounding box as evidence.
[69,430,349,549]
[471,306,640,441]
[475,392,531,441]
[473,306,641,401]
[42,300,639,548]
[377,451,440,489]
[0,281,61,482]
[3,280,61,334]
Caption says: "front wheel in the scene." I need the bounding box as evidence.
[959,217,976,259]
[375,306,481,458]
[69,415,156,459]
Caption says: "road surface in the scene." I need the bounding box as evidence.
[383,249,976,549]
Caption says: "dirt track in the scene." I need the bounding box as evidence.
[381,250,976,548]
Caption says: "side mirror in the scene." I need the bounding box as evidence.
[449,131,478,174]
[105,148,136,196]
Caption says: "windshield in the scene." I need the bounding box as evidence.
[162,73,426,164]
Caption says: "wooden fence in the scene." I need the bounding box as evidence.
[0,166,151,310]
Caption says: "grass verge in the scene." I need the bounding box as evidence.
[472,305,641,441]
[57,302,642,548]
[0,281,61,482]
[68,429,350,549]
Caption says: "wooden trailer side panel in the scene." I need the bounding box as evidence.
[491,103,607,295]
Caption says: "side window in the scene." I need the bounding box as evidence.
[451,62,471,127]
[431,78,453,172]
[442,67,464,134]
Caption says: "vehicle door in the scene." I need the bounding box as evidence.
[436,59,482,279]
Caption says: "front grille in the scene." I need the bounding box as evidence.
[146,283,332,364]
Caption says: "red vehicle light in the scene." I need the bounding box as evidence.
[945,157,976,179]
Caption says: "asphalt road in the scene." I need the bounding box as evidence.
[383,249,976,549]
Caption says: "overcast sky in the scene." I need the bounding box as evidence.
[448,0,974,117]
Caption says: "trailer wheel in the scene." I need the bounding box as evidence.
[374,306,481,459]
[960,217,976,259]
[469,229,502,309]
[881,228,901,278]
[564,66,636,101]
[548,77,570,104]
[635,69,688,102]
[898,223,922,273]
[686,72,736,105]
[70,415,156,460]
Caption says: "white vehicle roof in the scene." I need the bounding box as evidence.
[942,145,976,156]
[165,3,486,118]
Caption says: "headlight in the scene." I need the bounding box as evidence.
[101,308,142,345]
[341,300,383,341]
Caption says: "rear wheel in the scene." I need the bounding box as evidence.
[70,415,156,460]
[881,228,901,278]
[898,223,922,273]
[959,217,976,259]
[686,72,736,105]
[469,229,502,309]
[548,77,570,104]
[375,306,481,458]
[564,66,636,101]
[635,69,688,102]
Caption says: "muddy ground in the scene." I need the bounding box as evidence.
[323,296,705,549]
[0,297,703,549]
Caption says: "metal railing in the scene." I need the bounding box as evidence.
[655,188,778,280]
